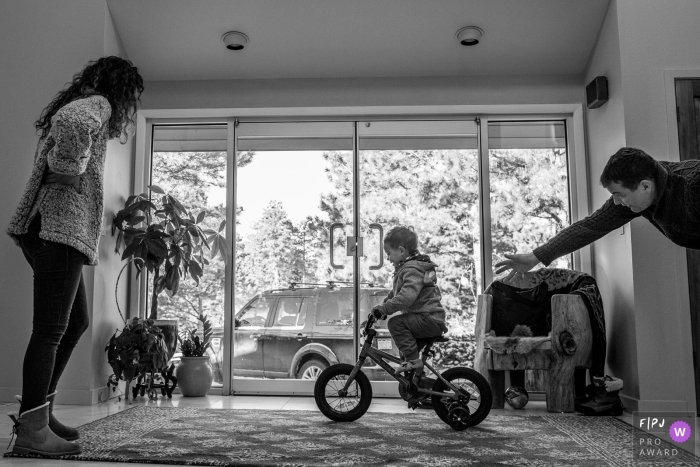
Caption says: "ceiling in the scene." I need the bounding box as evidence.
[107,0,611,82]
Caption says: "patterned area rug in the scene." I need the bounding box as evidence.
[4,407,698,466]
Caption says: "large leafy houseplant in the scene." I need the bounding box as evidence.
[107,185,228,401]
[112,185,229,320]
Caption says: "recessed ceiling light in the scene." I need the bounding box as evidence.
[455,26,483,46]
[221,31,249,51]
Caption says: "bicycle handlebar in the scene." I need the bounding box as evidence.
[363,315,376,336]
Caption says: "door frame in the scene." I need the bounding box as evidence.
[669,73,700,415]
[134,104,589,397]
[666,70,700,415]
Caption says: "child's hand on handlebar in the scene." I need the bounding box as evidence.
[369,307,385,321]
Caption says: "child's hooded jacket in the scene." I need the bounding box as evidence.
[376,253,447,327]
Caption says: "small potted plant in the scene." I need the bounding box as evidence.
[176,312,215,397]
[105,316,172,403]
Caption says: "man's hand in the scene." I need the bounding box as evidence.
[43,170,80,192]
[494,252,540,276]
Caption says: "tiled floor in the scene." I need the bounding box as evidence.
[0,395,654,466]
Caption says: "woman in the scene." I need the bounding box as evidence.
[6,56,143,456]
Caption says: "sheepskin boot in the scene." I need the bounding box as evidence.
[45,392,79,441]
[15,392,79,441]
[8,402,81,456]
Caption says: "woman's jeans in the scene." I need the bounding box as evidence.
[18,215,89,414]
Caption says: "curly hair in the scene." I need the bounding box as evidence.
[35,56,144,143]
[599,147,659,190]
[384,226,418,252]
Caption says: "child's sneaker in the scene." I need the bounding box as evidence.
[396,358,423,374]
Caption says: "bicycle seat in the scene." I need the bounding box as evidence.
[417,335,450,346]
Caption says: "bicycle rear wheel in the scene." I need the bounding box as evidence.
[432,367,492,427]
[314,363,372,422]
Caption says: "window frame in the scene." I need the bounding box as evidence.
[133,104,590,397]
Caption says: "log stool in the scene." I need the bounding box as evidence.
[474,294,593,413]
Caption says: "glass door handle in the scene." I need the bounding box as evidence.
[369,223,384,270]
[329,222,345,269]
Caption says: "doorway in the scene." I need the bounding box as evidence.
[675,78,700,415]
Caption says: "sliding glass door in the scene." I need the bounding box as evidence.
[144,117,573,396]
[357,121,481,381]
[232,122,357,392]
[230,120,479,393]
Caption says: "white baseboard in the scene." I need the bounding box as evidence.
[620,393,696,414]
[0,385,122,406]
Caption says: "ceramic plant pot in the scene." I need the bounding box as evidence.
[177,356,214,397]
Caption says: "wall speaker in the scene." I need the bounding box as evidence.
[586,76,608,109]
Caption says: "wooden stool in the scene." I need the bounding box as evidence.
[474,294,593,412]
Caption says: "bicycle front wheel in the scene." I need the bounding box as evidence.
[314,363,372,422]
[432,367,492,427]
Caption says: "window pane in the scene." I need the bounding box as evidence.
[359,121,481,359]
[316,291,353,326]
[149,124,228,389]
[488,121,572,273]
[238,297,273,326]
[274,297,304,326]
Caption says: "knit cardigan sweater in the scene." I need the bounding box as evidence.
[534,159,700,265]
[6,95,112,266]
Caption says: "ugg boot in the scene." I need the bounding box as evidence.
[8,402,81,456]
[576,376,623,416]
[46,392,79,441]
[15,392,79,441]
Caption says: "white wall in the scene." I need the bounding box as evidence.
[583,0,699,413]
[0,0,134,404]
[88,4,134,402]
[582,0,641,404]
[617,0,700,413]
[141,74,583,111]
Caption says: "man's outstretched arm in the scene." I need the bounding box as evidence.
[495,197,639,274]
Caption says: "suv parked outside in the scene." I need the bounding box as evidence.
[202,284,398,382]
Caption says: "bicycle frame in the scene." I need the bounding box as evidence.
[340,322,466,401]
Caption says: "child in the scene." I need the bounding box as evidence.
[370,226,448,373]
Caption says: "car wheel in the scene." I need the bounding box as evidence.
[297,358,328,380]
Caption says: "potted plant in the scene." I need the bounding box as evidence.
[111,185,229,361]
[176,312,215,397]
[105,316,172,403]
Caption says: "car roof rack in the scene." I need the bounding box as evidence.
[266,281,388,293]
[288,282,328,290]
[325,280,381,288]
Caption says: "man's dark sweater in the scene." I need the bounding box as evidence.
[534,160,700,265]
